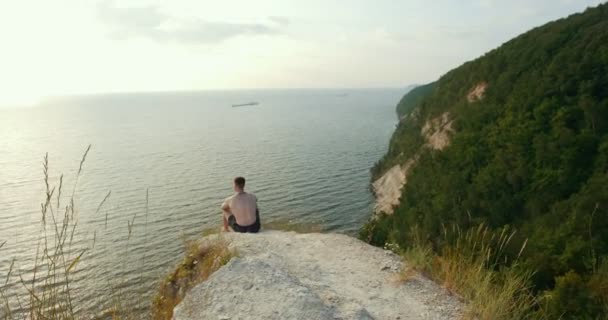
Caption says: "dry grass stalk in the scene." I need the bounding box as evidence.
[398,224,542,320]
[0,145,115,320]
[0,147,233,320]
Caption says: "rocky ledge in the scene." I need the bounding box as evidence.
[173,231,462,320]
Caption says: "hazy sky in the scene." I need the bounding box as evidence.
[0,0,603,106]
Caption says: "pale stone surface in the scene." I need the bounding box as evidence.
[373,110,455,217]
[372,112,455,218]
[372,160,416,215]
[467,82,488,102]
[421,112,454,151]
[174,231,462,320]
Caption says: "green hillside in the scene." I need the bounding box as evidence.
[396,82,437,117]
[364,4,608,318]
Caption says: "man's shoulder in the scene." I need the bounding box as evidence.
[223,193,236,204]
[228,192,257,203]
[238,192,257,203]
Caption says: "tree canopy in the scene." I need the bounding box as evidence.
[365,4,608,318]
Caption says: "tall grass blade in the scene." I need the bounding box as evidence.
[67,249,87,273]
[95,191,112,216]
[56,174,63,211]
[5,259,15,286]
[77,144,91,176]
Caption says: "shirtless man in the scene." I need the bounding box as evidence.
[221,177,260,233]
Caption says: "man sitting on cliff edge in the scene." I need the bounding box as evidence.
[221,176,261,233]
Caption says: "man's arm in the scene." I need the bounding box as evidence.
[222,213,229,231]
[221,199,231,232]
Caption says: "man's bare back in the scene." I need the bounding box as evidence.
[221,177,260,233]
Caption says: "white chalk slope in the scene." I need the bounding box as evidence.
[174,231,462,320]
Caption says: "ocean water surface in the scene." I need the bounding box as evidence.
[0,88,403,317]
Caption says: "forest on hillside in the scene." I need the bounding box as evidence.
[364,4,608,318]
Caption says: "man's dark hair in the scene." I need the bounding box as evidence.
[234,176,246,189]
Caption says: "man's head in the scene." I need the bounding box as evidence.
[233,176,246,192]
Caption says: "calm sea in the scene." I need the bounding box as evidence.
[0,88,403,317]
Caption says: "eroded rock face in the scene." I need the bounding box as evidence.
[421,112,454,151]
[467,82,488,103]
[372,159,417,215]
[372,113,455,217]
[173,231,462,320]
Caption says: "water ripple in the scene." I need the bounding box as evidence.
[0,88,402,318]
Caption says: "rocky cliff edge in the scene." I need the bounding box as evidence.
[173,231,462,320]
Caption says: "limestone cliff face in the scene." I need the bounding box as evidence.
[372,110,458,217]
[173,231,462,320]
[371,79,488,217]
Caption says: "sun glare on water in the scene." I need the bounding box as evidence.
[0,91,44,108]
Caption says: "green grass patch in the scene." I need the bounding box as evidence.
[151,236,235,320]
[262,219,323,233]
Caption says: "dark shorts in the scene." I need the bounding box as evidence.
[228,209,261,233]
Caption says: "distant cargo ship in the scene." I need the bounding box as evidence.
[232,102,259,108]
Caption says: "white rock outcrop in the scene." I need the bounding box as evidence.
[372,159,417,216]
[173,231,462,320]
[421,112,454,151]
[372,111,456,218]
[467,82,488,102]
